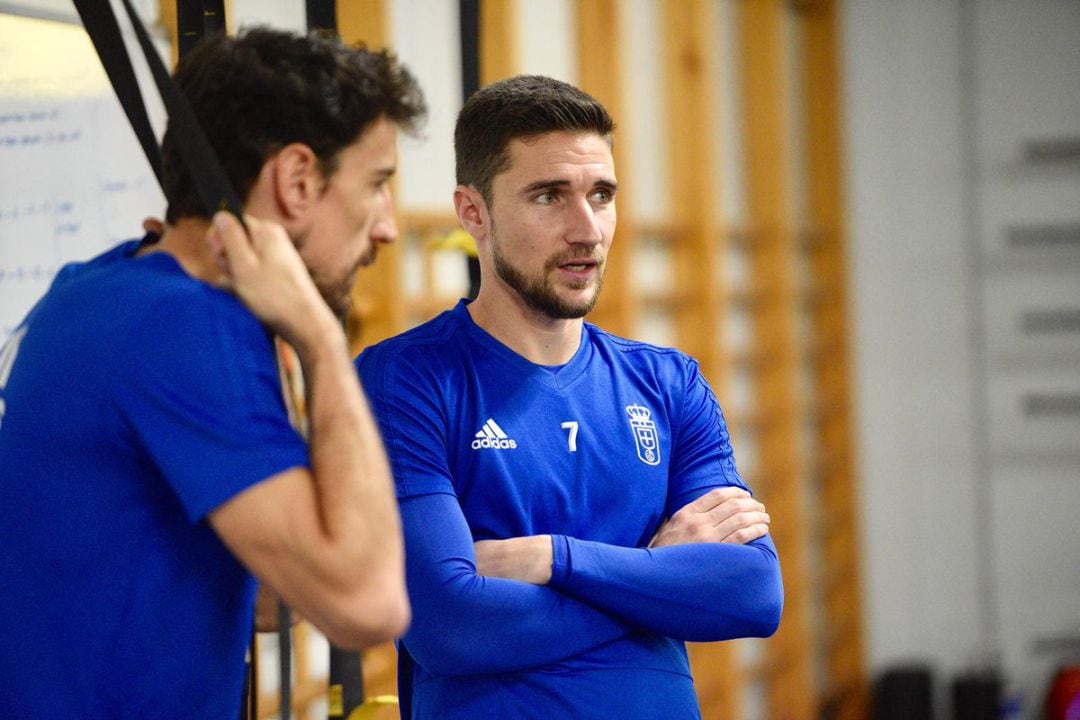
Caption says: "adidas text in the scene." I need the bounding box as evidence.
[471,437,518,450]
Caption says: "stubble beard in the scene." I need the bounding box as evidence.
[490,222,604,320]
[310,268,354,324]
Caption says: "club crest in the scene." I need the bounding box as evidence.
[626,404,661,466]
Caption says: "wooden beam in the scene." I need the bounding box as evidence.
[158,0,178,67]
[662,3,739,716]
[575,0,634,337]
[737,0,816,716]
[336,0,410,353]
[337,0,386,48]
[799,1,867,718]
[480,0,517,85]
[662,0,723,381]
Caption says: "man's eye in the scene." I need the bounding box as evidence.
[536,191,557,205]
[591,189,613,203]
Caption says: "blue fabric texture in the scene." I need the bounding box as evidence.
[356,299,783,720]
[0,239,309,718]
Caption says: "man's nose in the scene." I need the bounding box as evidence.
[371,186,398,245]
[566,197,603,247]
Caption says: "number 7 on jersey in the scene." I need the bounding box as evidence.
[560,421,579,452]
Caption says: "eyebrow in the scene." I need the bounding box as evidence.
[519,178,618,196]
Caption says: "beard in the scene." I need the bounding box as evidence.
[310,266,355,323]
[490,222,604,320]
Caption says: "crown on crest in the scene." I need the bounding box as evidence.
[625,404,652,421]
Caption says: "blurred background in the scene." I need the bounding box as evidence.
[0,1,1077,718]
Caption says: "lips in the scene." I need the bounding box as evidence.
[559,259,597,272]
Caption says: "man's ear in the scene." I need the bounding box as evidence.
[453,185,489,242]
[270,143,323,221]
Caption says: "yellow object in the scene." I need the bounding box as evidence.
[427,228,478,257]
[345,695,399,720]
[327,684,344,716]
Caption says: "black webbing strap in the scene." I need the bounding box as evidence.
[178,0,226,61]
[175,0,202,59]
[72,0,162,185]
[72,0,245,221]
[278,602,292,720]
[305,0,336,35]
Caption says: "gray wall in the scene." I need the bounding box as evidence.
[843,0,1080,715]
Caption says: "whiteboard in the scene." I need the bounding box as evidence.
[0,10,166,338]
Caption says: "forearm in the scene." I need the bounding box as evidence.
[300,324,399,554]
[400,493,631,676]
[549,535,783,642]
[293,322,405,614]
[203,213,407,648]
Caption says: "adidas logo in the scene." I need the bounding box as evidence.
[471,418,518,450]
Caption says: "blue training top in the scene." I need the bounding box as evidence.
[357,299,782,720]
[0,240,308,718]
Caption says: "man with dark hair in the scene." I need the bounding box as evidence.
[0,28,425,717]
[357,75,782,719]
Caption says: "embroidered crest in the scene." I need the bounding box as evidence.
[626,404,661,466]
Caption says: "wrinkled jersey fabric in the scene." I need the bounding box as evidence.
[0,239,308,718]
[357,300,782,720]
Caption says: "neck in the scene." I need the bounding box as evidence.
[139,217,217,281]
[467,289,583,366]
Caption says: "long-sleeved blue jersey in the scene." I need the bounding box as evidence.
[356,300,782,719]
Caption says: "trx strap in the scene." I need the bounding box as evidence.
[305,0,336,37]
[71,0,244,221]
[177,0,225,58]
[278,602,292,720]
[72,0,162,185]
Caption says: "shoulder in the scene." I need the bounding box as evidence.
[355,306,470,394]
[586,323,699,379]
[33,242,263,358]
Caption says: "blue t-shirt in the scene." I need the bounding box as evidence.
[357,300,782,720]
[0,240,308,717]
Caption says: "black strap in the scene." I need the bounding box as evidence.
[305,0,336,33]
[278,602,292,720]
[459,0,481,299]
[396,643,416,718]
[202,0,226,35]
[72,0,245,222]
[328,645,365,718]
[176,0,203,59]
[178,0,226,60]
[72,0,162,185]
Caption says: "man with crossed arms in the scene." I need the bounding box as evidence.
[357,75,782,719]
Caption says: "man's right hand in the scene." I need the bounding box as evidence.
[649,487,770,548]
[205,211,338,352]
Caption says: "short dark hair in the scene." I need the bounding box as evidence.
[454,75,613,206]
[163,27,426,223]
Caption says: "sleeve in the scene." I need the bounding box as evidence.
[666,356,749,513]
[549,533,783,642]
[355,344,455,498]
[398,492,634,676]
[115,290,308,522]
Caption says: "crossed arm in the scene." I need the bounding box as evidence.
[400,485,783,676]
